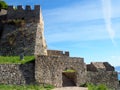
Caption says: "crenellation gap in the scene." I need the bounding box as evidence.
[25,5,31,11]
[17,5,23,10]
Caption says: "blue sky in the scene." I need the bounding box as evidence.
[5,0,120,66]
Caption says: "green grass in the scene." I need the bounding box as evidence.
[88,84,109,90]
[0,56,35,64]
[0,84,54,90]
[63,69,76,73]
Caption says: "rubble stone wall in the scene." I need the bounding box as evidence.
[87,62,119,89]
[35,55,87,87]
[87,71,119,89]
[0,62,35,85]
[0,23,37,55]
[0,5,47,56]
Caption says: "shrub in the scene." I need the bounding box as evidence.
[0,0,8,9]
[80,83,88,87]
[88,84,108,90]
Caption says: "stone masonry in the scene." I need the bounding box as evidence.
[0,5,47,56]
[87,62,119,89]
[35,55,87,87]
[0,62,35,85]
[0,5,119,90]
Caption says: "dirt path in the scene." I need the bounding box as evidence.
[52,87,88,90]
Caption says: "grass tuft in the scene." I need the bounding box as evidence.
[88,84,108,90]
[63,69,76,73]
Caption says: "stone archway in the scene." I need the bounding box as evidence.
[62,68,77,87]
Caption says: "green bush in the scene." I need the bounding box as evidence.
[0,0,8,9]
[80,83,88,87]
[88,84,108,90]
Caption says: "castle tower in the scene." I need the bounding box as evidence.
[0,5,47,56]
[35,8,47,55]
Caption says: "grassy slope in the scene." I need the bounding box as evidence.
[0,56,35,64]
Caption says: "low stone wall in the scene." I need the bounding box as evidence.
[87,62,114,72]
[35,55,87,87]
[0,62,35,85]
[87,71,119,89]
[47,50,69,56]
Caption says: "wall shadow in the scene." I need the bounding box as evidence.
[19,60,36,84]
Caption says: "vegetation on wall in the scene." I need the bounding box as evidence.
[63,69,76,73]
[2,19,25,27]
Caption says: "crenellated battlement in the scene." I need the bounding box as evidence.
[0,5,47,56]
[7,5,40,23]
[7,5,40,11]
[47,50,69,56]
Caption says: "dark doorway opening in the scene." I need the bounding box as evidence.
[62,69,77,87]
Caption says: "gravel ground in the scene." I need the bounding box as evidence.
[52,87,88,90]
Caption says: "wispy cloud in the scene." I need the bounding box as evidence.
[43,2,103,24]
[46,24,109,43]
[43,1,109,43]
[101,0,116,46]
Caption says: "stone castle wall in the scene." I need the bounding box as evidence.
[0,57,118,89]
[87,62,115,72]
[0,62,35,85]
[87,71,119,89]
[35,55,87,87]
[87,62,119,89]
[0,5,47,56]
[0,5,119,89]
[7,5,40,23]
[0,23,37,55]
[47,50,69,56]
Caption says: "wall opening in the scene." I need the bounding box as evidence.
[62,68,77,87]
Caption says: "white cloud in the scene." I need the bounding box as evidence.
[45,24,109,43]
[43,1,106,43]
[43,2,103,24]
[43,0,120,45]
[101,0,116,46]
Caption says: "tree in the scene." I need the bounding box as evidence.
[0,0,8,10]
